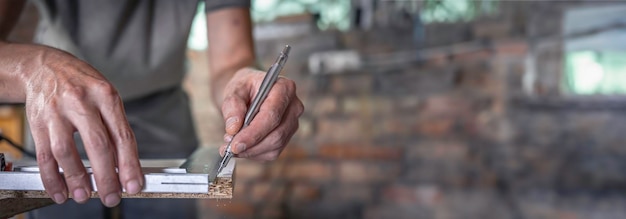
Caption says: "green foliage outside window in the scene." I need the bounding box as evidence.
[564,51,626,95]
[252,0,351,31]
[420,0,499,23]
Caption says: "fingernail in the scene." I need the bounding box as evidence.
[53,193,66,204]
[73,189,88,203]
[126,180,142,194]
[236,143,247,153]
[224,134,233,142]
[226,117,237,129]
[104,193,121,207]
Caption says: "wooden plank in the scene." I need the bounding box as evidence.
[0,177,232,218]
[0,157,236,217]
[0,177,232,199]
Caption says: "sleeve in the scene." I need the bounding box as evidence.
[204,0,250,13]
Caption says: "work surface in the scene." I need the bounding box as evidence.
[0,158,236,218]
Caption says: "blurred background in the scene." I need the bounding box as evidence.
[4,0,626,218]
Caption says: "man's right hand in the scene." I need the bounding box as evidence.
[0,43,143,207]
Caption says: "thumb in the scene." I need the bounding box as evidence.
[221,95,247,135]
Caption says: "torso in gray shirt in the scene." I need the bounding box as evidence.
[30,0,249,158]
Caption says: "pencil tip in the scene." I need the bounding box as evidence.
[283,45,291,55]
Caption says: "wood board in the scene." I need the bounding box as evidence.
[0,157,235,218]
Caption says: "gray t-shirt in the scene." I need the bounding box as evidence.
[30,0,249,158]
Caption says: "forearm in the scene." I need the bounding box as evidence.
[0,41,33,103]
[206,7,256,108]
[0,0,30,102]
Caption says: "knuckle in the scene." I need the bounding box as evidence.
[37,151,55,165]
[118,158,137,171]
[65,171,88,183]
[115,128,135,144]
[279,78,296,91]
[267,111,281,128]
[222,95,240,112]
[63,86,87,102]
[94,82,120,104]
[269,134,284,148]
[42,176,62,190]
[88,134,111,152]
[51,144,73,160]
[94,81,117,95]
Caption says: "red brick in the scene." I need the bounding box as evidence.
[295,117,314,140]
[414,117,455,137]
[249,182,286,203]
[270,161,334,182]
[342,96,393,116]
[381,184,442,206]
[319,144,402,160]
[279,144,310,160]
[473,21,512,39]
[290,183,321,202]
[364,204,426,219]
[374,115,417,138]
[258,206,285,218]
[330,73,373,94]
[421,94,472,117]
[316,116,365,143]
[231,179,249,200]
[234,160,264,182]
[454,49,493,62]
[494,40,527,55]
[393,96,421,113]
[339,161,401,184]
[406,141,468,160]
[312,96,338,116]
[325,185,373,203]
[455,62,496,92]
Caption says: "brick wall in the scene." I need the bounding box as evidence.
[199,2,626,219]
[9,1,626,218]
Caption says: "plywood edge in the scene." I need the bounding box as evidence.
[0,177,233,199]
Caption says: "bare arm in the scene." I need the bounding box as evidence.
[207,7,256,107]
[0,0,26,102]
[0,1,143,207]
[207,8,304,161]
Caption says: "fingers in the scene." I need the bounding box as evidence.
[221,87,249,135]
[32,122,68,204]
[97,88,143,195]
[236,113,299,160]
[48,116,91,204]
[69,103,121,207]
[230,78,297,154]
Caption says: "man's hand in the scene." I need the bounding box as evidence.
[2,43,144,206]
[219,68,304,161]
[205,8,302,160]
